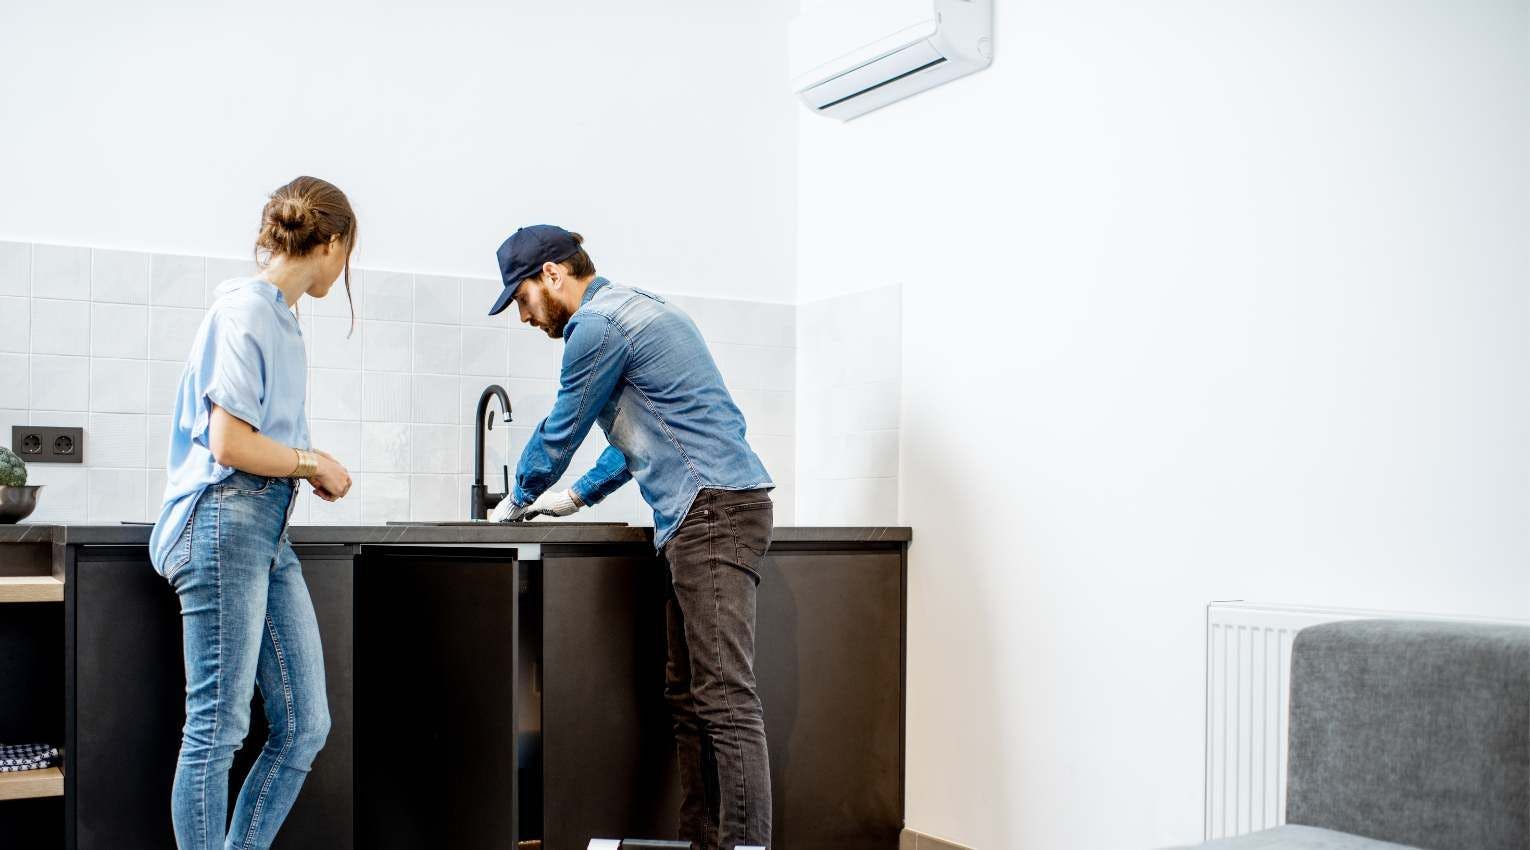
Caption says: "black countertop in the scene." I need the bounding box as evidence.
[0,523,912,547]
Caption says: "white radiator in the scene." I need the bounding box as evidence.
[1202,601,1522,841]
[1202,602,1373,841]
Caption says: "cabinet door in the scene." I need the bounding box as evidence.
[541,547,679,850]
[541,543,905,850]
[753,544,904,850]
[353,547,519,850]
[230,546,355,850]
[70,545,354,850]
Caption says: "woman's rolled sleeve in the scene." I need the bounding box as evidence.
[190,311,266,441]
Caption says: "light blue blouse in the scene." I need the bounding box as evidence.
[148,278,310,573]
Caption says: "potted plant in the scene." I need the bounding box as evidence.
[0,446,42,523]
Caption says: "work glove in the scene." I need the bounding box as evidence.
[488,497,531,523]
[527,488,583,519]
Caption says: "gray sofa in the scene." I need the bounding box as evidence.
[1178,619,1530,850]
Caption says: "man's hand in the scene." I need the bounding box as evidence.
[489,497,531,523]
[527,488,583,519]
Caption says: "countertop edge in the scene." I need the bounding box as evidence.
[0,524,912,546]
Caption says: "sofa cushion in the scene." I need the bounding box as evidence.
[1167,824,1423,850]
[1287,620,1530,850]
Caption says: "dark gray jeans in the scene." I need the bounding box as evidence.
[663,487,774,850]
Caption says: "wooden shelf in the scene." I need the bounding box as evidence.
[0,767,63,800]
[0,575,63,603]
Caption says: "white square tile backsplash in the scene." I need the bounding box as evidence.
[148,361,184,412]
[87,468,146,523]
[361,371,412,422]
[88,412,148,468]
[410,424,458,474]
[461,326,508,377]
[361,421,411,473]
[310,368,362,420]
[0,297,29,353]
[90,358,148,413]
[508,328,562,378]
[0,242,31,297]
[711,343,796,393]
[150,306,206,362]
[32,298,90,355]
[412,373,459,425]
[414,275,462,325]
[408,473,459,521]
[460,278,503,328]
[795,285,902,527]
[360,472,409,522]
[30,355,88,411]
[362,320,412,372]
[90,302,148,359]
[149,254,205,307]
[27,465,87,522]
[412,323,462,375]
[91,249,150,304]
[31,244,90,301]
[146,414,170,470]
[361,270,412,321]
[4,241,801,526]
[309,316,363,370]
[0,354,28,402]
[309,418,361,470]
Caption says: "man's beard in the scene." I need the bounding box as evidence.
[541,300,574,339]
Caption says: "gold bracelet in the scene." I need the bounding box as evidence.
[290,449,319,479]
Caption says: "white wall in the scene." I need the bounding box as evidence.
[0,0,798,303]
[796,1,1530,848]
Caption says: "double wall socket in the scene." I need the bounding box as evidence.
[11,426,85,464]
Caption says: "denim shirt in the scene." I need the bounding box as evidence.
[148,278,309,573]
[512,277,772,550]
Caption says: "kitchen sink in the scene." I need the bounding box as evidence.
[383,520,629,527]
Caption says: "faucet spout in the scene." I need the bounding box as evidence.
[470,384,513,519]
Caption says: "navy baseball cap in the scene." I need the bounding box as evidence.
[489,224,583,317]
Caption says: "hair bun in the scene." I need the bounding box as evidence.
[256,175,356,262]
[270,197,314,231]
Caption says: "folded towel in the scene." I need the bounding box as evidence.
[0,743,60,772]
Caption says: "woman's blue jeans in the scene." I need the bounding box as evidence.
[160,471,331,850]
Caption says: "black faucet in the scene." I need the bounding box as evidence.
[470,384,513,520]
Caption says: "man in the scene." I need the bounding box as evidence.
[487,224,775,850]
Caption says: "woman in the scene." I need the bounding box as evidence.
[148,176,356,850]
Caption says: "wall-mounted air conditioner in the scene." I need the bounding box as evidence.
[789,0,993,121]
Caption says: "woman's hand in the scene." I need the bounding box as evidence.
[308,449,352,501]
[206,406,351,500]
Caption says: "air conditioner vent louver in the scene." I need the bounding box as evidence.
[789,0,991,121]
[807,48,948,112]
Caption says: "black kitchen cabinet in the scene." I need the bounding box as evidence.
[541,544,681,848]
[0,599,64,849]
[68,545,355,850]
[40,525,908,849]
[353,546,520,850]
[540,539,906,850]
